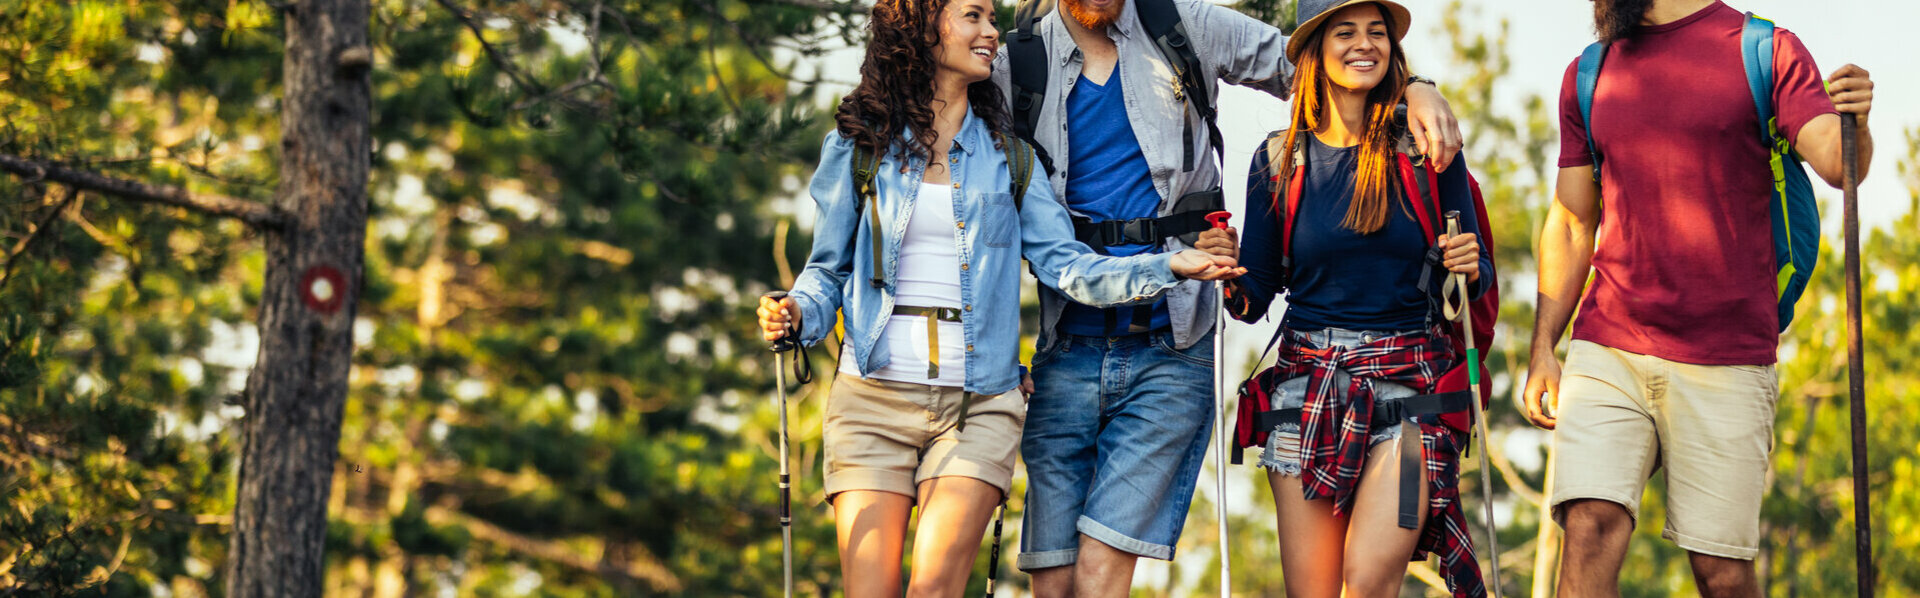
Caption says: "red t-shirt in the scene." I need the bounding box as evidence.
[1557,1,1835,365]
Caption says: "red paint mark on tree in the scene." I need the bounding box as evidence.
[301,266,346,314]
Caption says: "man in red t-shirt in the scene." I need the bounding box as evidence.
[1523,0,1875,596]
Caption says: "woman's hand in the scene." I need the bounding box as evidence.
[1170,249,1245,281]
[1437,232,1480,283]
[757,295,802,342]
[1194,226,1238,262]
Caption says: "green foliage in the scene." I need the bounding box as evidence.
[4,0,847,594]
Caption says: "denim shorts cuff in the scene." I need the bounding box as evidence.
[1257,455,1303,476]
[1077,515,1174,561]
[1016,548,1078,572]
[1664,529,1760,561]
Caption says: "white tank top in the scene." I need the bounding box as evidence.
[841,182,968,387]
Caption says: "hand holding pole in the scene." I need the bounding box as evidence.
[1206,210,1233,598]
[762,291,797,598]
[1445,212,1502,598]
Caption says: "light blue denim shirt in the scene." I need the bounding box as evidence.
[989,0,1293,351]
[789,109,1182,396]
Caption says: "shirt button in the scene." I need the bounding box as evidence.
[952,182,961,189]
[967,344,975,352]
[957,221,966,229]
[964,305,972,312]
[961,263,970,271]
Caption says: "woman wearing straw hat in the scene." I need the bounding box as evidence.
[1224,0,1492,596]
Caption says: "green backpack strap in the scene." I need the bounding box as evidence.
[850,143,886,288]
[998,132,1034,212]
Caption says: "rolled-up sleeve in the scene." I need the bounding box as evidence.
[1015,151,1181,307]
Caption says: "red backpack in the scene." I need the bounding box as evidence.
[1230,127,1499,460]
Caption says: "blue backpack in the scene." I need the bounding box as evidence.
[1575,12,1820,332]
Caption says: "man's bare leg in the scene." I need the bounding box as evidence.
[1071,534,1138,597]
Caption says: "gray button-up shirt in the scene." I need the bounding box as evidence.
[991,0,1293,350]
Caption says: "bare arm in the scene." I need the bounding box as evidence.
[1794,64,1875,188]
[1521,166,1602,429]
[1404,83,1463,172]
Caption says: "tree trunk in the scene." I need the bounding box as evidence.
[225,0,371,594]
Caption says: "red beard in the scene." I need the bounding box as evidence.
[1060,0,1122,30]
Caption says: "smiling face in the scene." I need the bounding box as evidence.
[934,0,999,85]
[1318,3,1393,95]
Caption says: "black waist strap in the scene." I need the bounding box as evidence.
[1073,210,1212,249]
[1253,390,1472,433]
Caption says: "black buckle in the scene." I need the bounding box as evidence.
[1121,219,1155,245]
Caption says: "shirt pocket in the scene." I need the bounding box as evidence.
[979,192,1018,248]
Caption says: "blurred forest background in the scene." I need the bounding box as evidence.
[1,0,1914,596]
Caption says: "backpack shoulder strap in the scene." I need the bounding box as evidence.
[1575,41,1608,183]
[1392,128,1442,243]
[1135,0,1222,172]
[998,132,1035,211]
[1265,130,1306,277]
[1741,12,1779,149]
[850,142,887,288]
[1009,0,1058,175]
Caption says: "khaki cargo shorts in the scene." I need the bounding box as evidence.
[1548,340,1779,560]
[822,373,1024,501]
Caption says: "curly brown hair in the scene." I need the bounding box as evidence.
[835,0,1013,166]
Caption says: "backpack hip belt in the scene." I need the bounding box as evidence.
[1070,187,1224,250]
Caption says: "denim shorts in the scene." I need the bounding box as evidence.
[1017,329,1214,569]
[1258,327,1420,476]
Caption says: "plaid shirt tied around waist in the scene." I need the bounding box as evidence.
[1270,326,1487,598]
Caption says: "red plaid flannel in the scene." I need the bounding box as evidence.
[1269,327,1486,598]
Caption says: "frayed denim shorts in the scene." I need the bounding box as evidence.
[1259,327,1421,476]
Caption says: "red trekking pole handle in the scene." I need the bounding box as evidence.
[1205,211,1232,230]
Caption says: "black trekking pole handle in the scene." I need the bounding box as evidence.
[764,291,799,353]
[762,291,811,385]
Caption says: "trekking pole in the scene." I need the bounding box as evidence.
[762,291,802,598]
[1840,112,1874,598]
[983,502,1005,597]
[1444,212,1502,598]
[1204,210,1234,598]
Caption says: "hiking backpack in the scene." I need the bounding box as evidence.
[1230,126,1500,459]
[1006,0,1222,175]
[1574,12,1820,332]
[847,133,1036,288]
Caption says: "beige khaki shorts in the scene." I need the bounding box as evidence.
[1548,340,1779,560]
[822,373,1024,501]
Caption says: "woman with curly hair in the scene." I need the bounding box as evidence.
[754,0,1240,594]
